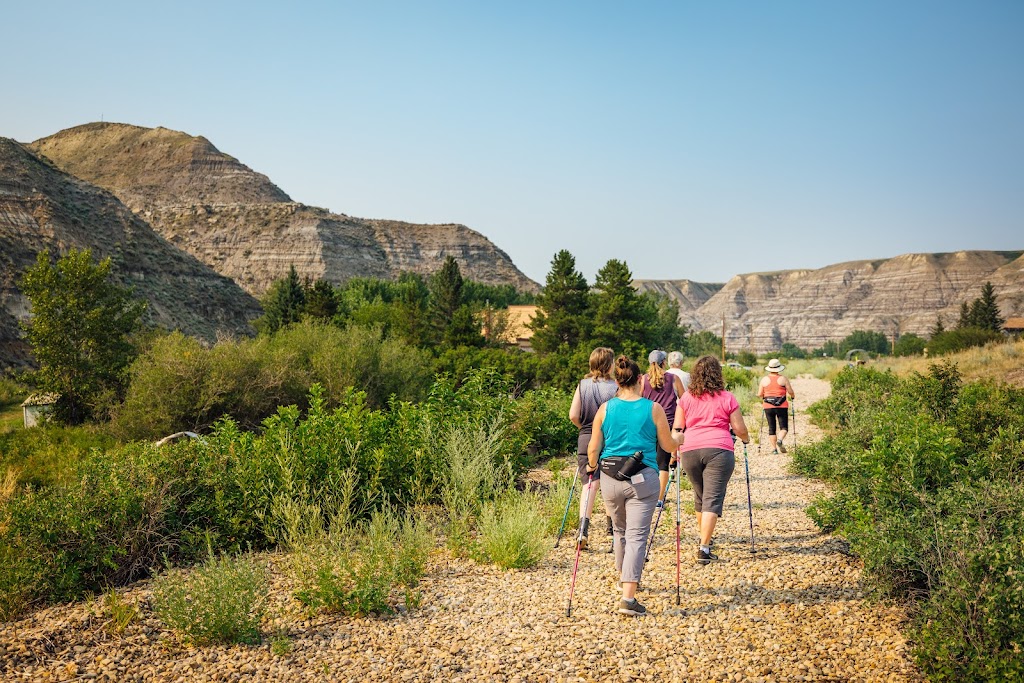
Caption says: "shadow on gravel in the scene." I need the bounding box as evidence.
[657,583,865,616]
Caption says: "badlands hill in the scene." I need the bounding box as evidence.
[0,137,260,366]
[29,123,538,295]
[637,250,1024,353]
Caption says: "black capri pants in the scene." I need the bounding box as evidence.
[764,407,789,435]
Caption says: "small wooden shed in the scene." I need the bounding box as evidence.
[22,393,59,428]
[1004,317,1024,337]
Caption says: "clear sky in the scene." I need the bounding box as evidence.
[3,1,1021,285]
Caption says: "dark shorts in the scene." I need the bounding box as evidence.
[655,444,672,472]
[680,448,735,516]
[764,407,789,435]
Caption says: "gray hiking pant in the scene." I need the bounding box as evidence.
[600,466,659,584]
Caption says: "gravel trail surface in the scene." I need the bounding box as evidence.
[1,377,921,682]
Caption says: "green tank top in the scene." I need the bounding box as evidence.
[600,397,659,471]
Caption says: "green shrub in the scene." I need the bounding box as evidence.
[0,424,116,487]
[152,552,268,645]
[291,506,433,616]
[0,375,28,409]
[795,363,1024,681]
[478,490,549,569]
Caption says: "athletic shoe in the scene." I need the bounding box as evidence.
[778,440,787,453]
[618,598,647,616]
[696,548,722,565]
[772,449,779,455]
[577,532,588,551]
[606,541,614,554]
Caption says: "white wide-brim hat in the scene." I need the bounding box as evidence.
[765,358,785,372]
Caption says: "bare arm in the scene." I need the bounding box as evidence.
[729,407,750,443]
[783,375,795,399]
[586,404,607,472]
[652,403,682,454]
[569,386,582,428]
[756,376,767,398]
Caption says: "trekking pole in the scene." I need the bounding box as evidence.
[743,442,755,554]
[566,472,594,617]
[675,452,682,605]
[756,408,765,458]
[553,467,580,548]
[644,464,676,563]
[791,400,797,452]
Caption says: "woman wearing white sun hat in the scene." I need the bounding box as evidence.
[757,358,795,453]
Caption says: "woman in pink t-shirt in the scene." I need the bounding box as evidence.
[676,356,750,565]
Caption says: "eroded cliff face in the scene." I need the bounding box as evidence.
[0,138,261,366]
[633,279,724,328]
[31,123,538,295]
[649,251,1024,353]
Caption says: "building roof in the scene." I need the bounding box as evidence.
[501,305,538,343]
[22,392,60,407]
[1004,317,1024,331]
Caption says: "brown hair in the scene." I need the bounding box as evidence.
[689,355,725,398]
[585,347,614,380]
[647,360,666,389]
[614,355,641,388]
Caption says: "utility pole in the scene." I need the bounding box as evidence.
[721,314,726,361]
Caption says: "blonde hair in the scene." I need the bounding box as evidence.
[586,347,614,380]
[647,360,666,389]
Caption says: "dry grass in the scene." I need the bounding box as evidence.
[874,338,1024,386]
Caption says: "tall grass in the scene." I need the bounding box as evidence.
[875,338,1024,385]
[478,490,549,569]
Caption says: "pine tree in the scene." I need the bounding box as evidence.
[258,265,306,334]
[303,279,338,320]
[590,259,648,355]
[529,250,592,353]
[974,281,1005,332]
[428,256,466,342]
[957,301,971,329]
[929,315,945,339]
[394,272,430,347]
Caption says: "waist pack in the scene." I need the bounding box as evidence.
[599,452,647,482]
[763,395,786,407]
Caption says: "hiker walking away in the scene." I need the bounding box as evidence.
[587,355,682,616]
[666,351,691,392]
[677,355,750,565]
[642,350,685,502]
[757,358,795,454]
[568,347,617,550]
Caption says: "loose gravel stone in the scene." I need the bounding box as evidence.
[0,377,921,681]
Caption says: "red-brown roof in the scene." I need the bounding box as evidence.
[1004,317,1024,331]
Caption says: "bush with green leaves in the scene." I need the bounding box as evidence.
[152,552,269,645]
[794,363,1024,681]
[478,489,549,569]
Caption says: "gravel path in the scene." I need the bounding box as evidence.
[1,377,922,682]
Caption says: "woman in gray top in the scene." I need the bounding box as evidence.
[569,347,617,550]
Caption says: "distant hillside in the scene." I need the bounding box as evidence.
[0,137,260,367]
[30,123,538,295]
[633,279,724,329]
[642,251,1024,353]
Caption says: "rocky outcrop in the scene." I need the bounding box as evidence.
[645,251,1024,353]
[633,279,724,328]
[30,123,538,295]
[0,138,260,367]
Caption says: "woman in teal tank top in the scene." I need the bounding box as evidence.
[587,355,681,617]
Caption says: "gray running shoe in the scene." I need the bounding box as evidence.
[778,440,787,453]
[618,598,647,616]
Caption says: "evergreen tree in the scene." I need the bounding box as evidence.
[929,315,945,339]
[974,281,1004,332]
[258,265,306,334]
[529,250,591,353]
[20,249,146,423]
[303,279,338,320]
[444,305,485,348]
[590,259,648,355]
[394,272,430,347]
[428,256,465,342]
[956,301,971,329]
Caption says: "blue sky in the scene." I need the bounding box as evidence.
[3,1,1021,284]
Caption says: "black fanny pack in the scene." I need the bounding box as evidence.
[763,395,786,407]
[599,452,646,482]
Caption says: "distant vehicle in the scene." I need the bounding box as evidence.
[724,361,750,371]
